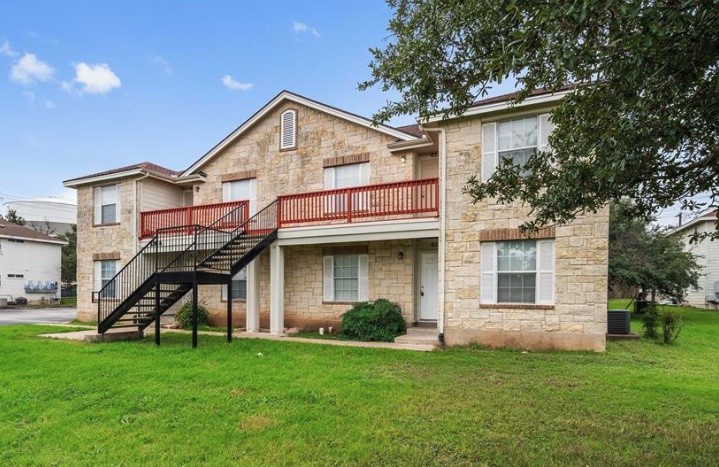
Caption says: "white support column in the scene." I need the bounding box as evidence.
[246,260,261,333]
[269,245,285,335]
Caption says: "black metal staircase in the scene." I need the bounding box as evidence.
[96,200,279,341]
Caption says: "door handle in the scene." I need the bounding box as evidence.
[420,285,424,297]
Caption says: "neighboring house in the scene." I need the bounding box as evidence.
[63,89,608,351]
[0,219,66,303]
[669,211,719,308]
[4,197,77,235]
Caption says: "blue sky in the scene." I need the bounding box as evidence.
[0,0,519,208]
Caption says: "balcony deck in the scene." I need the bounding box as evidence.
[139,178,439,239]
[140,201,249,238]
[277,178,439,228]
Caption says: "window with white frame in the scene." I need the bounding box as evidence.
[481,239,554,305]
[481,113,554,182]
[323,162,370,213]
[222,178,257,215]
[222,268,247,301]
[94,184,120,225]
[94,260,118,298]
[280,109,297,150]
[323,254,368,302]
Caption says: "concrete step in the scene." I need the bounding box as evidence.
[84,328,144,343]
[394,327,439,347]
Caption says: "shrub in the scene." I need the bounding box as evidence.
[175,302,209,329]
[642,304,660,339]
[659,310,683,344]
[341,299,406,342]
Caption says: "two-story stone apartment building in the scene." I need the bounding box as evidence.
[64,89,608,351]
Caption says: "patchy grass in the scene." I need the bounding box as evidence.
[69,319,96,327]
[1,307,718,465]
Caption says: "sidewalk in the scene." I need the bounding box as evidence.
[38,325,436,352]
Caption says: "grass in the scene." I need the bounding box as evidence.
[1,307,718,465]
[60,297,77,306]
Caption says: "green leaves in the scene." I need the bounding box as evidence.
[364,0,719,229]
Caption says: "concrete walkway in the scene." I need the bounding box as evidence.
[0,307,77,326]
[37,326,436,352]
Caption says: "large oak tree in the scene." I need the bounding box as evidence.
[361,0,719,234]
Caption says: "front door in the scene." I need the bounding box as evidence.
[419,251,439,321]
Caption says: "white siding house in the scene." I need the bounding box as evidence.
[0,220,66,304]
[669,211,719,308]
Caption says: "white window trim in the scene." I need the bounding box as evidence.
[323,163,370,214]
[94,259,119,299]
[221,268,248,301]
[93,184,120,225]
[222,178,257,215]
[280,109,297,150]
[481,113,553,182]
[323,254,369,302]
[480,239,554,305]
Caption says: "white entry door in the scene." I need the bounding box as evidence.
[419,252,439,321]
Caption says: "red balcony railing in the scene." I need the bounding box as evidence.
[278,178,439,227]
[139,201,249,238]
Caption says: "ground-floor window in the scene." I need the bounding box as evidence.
[323,254,368,302]
[222,268,247,301]
[94,260,118,298]
[481,239,554,305]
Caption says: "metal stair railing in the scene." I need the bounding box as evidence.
[95,201,249,331]
[196,200,279,274]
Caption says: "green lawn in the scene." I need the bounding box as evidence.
[1,307,718,466]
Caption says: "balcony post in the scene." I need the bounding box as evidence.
[246,261,260,333]
[269,244,285,335]
[347,190,353,223]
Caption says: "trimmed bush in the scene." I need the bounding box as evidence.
[175,302,209,329]
[341,299,406,342]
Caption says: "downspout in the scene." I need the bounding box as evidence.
[419,126,447,342]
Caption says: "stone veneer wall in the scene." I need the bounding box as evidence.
[199,240,416,329]
[438,117,609,351]
[75,178,140,321]
[192,101,415,209]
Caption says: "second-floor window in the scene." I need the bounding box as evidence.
[323,162,370,213]
[222,178,257,215]
[481,113,553,182]
[94,184,120,225]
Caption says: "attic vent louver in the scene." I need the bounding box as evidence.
[280,109,297,150]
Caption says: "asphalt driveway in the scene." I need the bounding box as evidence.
[0,307,77,326]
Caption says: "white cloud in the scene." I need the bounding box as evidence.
[221,74,253,91]
[10,53,54,85]
[152,56,172,74]
[45,100,55,109]
[292,21,320,38]
[1,40,18,57]
[72,62,121,94]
